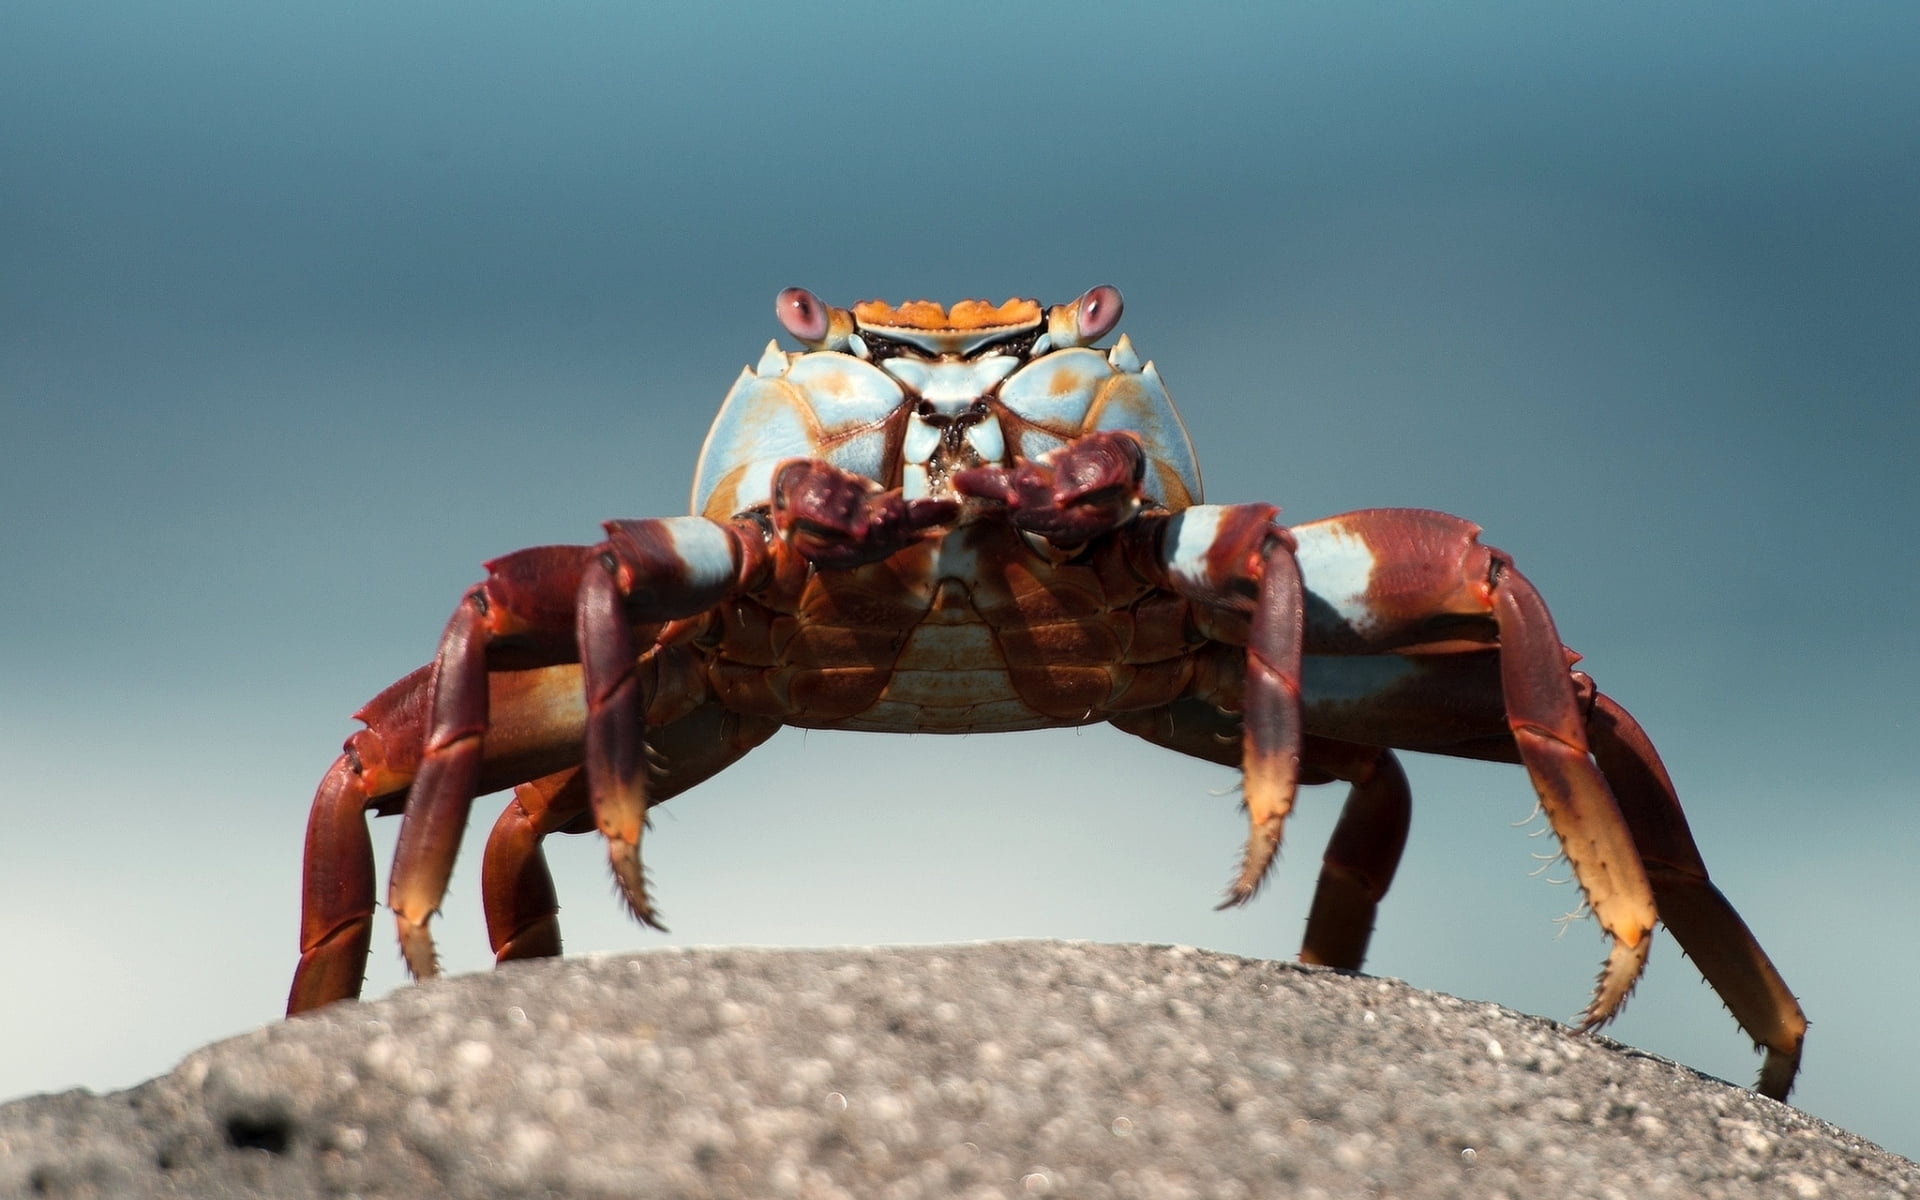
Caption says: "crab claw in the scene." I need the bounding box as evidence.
[952,431,1147,543]
[771,458,958,568]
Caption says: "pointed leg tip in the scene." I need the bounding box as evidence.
[618,891,661,930]
[1214,885,1255,912]
[1576,928,1653,1032]
[616,874,664,931]
[1218,855,1271,909]
[1757,1049,1800,1103]
[395,914,441,982]
[284,981,330,1018]
[400,942,440,983]
[1217,822,1283,912]
[607,843,665,932]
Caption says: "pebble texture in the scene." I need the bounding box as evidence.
[3,942,1912,1199]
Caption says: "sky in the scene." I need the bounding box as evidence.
[3,0,1917,1162]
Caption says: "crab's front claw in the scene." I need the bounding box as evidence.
[771,459,959,568]
[952,431,1147,543]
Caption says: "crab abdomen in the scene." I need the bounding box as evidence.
[705,522,1199,733]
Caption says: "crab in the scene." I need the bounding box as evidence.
[288,285,1807,1100]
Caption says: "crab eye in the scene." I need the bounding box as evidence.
[1075,284,1124,343]
[776,287,830,344]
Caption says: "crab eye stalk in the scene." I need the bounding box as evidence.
[1076,284,1124,343]
[1048,284,1125,348]
[776,287,832,346]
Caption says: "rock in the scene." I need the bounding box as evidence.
[2,943,1911,1198]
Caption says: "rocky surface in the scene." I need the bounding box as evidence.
[3,942,1912,1199]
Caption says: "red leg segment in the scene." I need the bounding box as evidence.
[287,758,377,1014]
[579,500,984,933]
[482,768,592,963]
[1583,687,1806,1099]
[289,665,441,1015]
[1298,741,1412,971]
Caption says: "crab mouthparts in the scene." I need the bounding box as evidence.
[885,357,1019,501]
[902,407,1006,500]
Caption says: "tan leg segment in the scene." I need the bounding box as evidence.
[1586,689,1807,1100]
[1492,562,1657,1028]
[1299,744,1412,971]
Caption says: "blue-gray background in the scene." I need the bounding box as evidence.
[4,0,1916,1160]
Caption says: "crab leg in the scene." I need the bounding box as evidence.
[288,758,379,1014]
[291,664,442,1015]
[386,546,597,980]
[479,700,785,964]
[576,479,952,927]
[961,455,1308,900]
[1150,504,1307,905]
[577,545,664,929]
[388,594,495,977]
[1297,740,1412,971]
[1488,559,1657,1027]
[962,457,1304,900]
[288,659,590,1013]
[1109,699,1413,972]
[1581,687,1807,1099]
[1114,644,1799,1093]
[1287,510,1660,1027]
[482,768,591,963]
[1222,534,1306,903]
[383,531,685,976]
[387,520,785,974]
